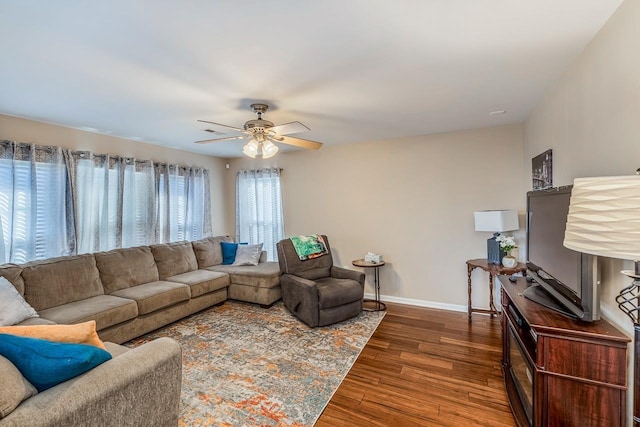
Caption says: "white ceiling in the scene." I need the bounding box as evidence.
[0,1,623,158]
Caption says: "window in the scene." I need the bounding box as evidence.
[1,141,212,263]
[0,143,72,263]
[236,168,284,261]
[74,155,156,253]
[156,164,210,243]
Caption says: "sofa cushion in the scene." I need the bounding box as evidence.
[165,270,230,298]
[0,355,37,418]
[191,235,233,268]
[38,295,138,331]
[208,262,281,289]
[95,246,159,293]
[150,242,198,279]
[0,321,107,350]
[22,254,104,311]
[0,277,39,326]
[110,281,191,315]
[0,263,25,296]
[0,334,112,392]
[316,277,363,309]
[221,242,250,265]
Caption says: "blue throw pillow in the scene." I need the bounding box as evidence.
[221,241,248,265]
[0,333,112,392]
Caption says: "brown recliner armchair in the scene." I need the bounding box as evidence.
[276,235,365,327]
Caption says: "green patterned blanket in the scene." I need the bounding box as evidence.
[290,234,328,261]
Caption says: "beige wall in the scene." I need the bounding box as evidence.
[524,0,639,332]
[227,125,525,309]
[0,114,229,235]
[0,115,526,310]
[524,1,637,421]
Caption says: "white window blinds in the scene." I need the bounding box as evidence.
[235,168,284,261]
[1,140,212,263]
[156,164,210,243]
[72,153,156,253]
[0,142,72,263]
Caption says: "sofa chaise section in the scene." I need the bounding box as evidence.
[208,263,281,307]
[192,236,282,306]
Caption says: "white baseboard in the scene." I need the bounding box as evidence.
[364,292,467,313]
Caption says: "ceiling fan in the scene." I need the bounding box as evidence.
[195,103,323,159]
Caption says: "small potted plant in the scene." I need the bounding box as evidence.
[496,235,517,268]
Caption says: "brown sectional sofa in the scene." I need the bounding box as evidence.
[0,235,281,425]
[3,235,281,344]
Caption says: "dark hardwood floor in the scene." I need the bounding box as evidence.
[316,303,516,427]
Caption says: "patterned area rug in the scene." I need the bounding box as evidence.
[127,301,385,426]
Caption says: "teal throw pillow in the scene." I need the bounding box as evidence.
[0,333,112,392]
[221,242,247,265]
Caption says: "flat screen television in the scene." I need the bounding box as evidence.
[524,186,600,321]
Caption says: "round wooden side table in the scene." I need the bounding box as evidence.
[352,259,387,312]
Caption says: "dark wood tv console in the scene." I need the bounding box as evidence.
[499,275,630,427]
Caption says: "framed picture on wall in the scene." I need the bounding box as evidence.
[532,149,552,190]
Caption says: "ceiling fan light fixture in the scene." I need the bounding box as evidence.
[262,139,279,159]
[196,103,323,155]
[242,139,259,158]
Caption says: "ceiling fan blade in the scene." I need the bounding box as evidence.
[195,135,249,144]
[276,135,323,150]
[268,121,310,135]
[197,119,244,133]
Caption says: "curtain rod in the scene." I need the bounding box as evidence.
[237,167,283,173]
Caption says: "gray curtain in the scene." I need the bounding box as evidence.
[154,163,211,244]
[66,150,156,253]
[0,140,75,263]
[1,140,211,262]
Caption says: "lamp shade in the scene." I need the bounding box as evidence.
[474,210,519,232]
[242,139,259,158]
[564,175,640,260]
[262,140,279,159]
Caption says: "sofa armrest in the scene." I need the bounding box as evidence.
[280,274,319,327]
[331,266,365,287]
[0,337,182,427]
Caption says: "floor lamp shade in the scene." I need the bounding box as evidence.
[563,174,640,425]
[563,175,640,261]
[474,210,519,264]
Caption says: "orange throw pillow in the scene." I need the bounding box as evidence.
[0,321,107,350]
